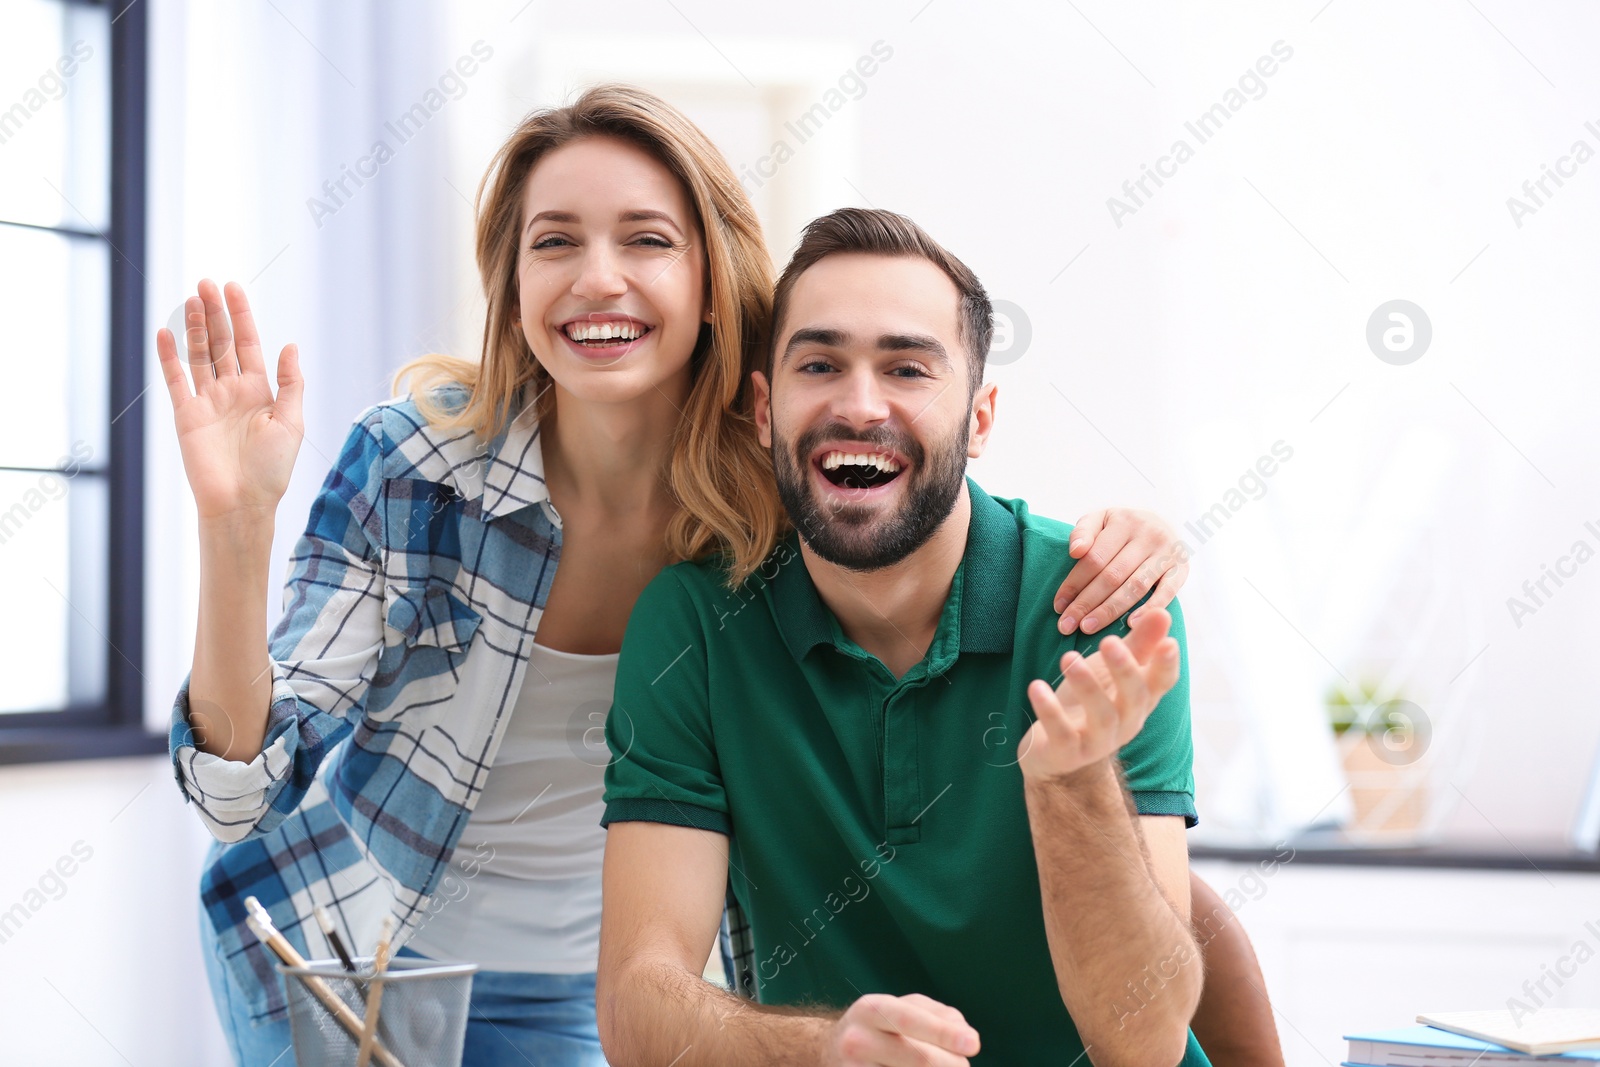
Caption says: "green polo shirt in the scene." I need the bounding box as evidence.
[603,479,1208,1065]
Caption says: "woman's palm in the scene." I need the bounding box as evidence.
[156,280,305,520]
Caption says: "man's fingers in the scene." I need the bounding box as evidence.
[1060,648,1121,738]
[1098,635,1152,724]
[1033,662,1073,719]
[839,1027,971,1067]
[1024,680,1068,767]
[1055,647,1117,700]
[1097,630,1182,728]
[850,994,980,1058]
[1121,607,1173,663]
[1149,637,1182,697]
[899,993,970,1026]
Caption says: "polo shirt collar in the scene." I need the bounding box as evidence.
[769,476,1020,662]
[958,479,1021,653]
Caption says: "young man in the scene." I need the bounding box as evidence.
[597,208,1211,1065]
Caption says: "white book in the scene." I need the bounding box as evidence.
[1417,1011,1600,1055]
[1346,1025,1600,1066]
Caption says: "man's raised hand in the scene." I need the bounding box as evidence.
[1019,609,1181,784]
[829,993,980,1067]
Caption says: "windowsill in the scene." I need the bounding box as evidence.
[1192,831,1600,873]
[0,726,167,766]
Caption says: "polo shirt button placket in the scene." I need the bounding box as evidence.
[883,684,923,846]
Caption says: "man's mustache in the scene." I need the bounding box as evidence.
[793,425,923,466]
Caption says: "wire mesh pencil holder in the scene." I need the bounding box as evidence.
[278,957,477,1067]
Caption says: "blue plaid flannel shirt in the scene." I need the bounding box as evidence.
[168,384,623,1022]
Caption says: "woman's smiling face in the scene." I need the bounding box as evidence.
[517,135,709,405]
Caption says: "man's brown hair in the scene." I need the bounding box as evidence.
[767,207,993,390]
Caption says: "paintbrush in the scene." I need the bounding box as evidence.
[356,915,396,1067]
[243,897,407,1067]
[315,904,358,973]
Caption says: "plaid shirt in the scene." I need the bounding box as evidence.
[168,385,597,1022]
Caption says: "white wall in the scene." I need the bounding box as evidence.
[473,0,1600,843]
[143,0,471,735]
[136,0,1600,856]
[0,756,227,1065]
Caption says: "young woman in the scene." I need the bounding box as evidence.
[158,85,1196,1067]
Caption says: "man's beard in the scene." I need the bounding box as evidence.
[771,420,969,572]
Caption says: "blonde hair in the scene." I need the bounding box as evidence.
[397,84,786,587]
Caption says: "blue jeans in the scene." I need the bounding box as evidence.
[201,912,607,1066]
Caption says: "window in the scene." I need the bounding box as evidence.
[0,0,155,762]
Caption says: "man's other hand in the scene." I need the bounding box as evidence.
[829,993,980,1067]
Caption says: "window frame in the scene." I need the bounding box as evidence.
[0,0,159,764]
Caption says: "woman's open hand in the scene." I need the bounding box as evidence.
[1053,507,1189,635]
[155,279,304,521]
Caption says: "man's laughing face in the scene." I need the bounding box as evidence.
[755,253,994,571]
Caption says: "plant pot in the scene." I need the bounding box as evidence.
[1337,730,1429,837]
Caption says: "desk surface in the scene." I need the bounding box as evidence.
[1191,833,1600,873]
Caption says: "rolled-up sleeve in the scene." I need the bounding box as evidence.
[169,408,388,842]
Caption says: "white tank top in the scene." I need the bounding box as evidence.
[405,641,617,972]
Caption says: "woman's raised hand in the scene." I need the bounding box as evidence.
[155,279,305,521]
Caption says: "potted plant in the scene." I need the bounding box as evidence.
[1325,679,1431,837]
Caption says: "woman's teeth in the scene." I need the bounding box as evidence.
[565,321,647,345]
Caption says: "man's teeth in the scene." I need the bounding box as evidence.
[565,321,646,342]
[820,451,901,474]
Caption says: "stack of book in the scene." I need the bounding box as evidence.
[1346,1011,1600,1064]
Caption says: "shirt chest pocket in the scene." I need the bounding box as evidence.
[382,580,483,652]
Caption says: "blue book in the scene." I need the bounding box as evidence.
[1345,1025,1600,1066]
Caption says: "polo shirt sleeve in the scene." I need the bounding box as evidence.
[601,566,730,835]
[1088,596,1198,828]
